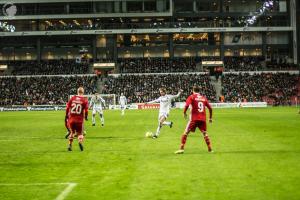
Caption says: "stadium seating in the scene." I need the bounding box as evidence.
[0,76,97,106]
[119,58,197,73]
[10,60,90,75]
[224,56,264,71]
[221,73,298,105]
[0,57,298,106]
[102,74,216,103]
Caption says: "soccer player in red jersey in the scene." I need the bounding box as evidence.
[65,87,88,151]
[175,85,213,154]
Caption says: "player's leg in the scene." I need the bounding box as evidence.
[99,110,104,126]
[153,115,166,138]
[175,130,190,154]
[77,123,84,151]
[82,123,86,136]
[200,121,212,152]
[162,121,173,128]
[64,119,71,139]
[202,132,212,152]
[121,105,125,115]
[92,109,96,126]
[65,129,70,139]
[175,121,197,154]
[68,122,75,151]
[161,113,172,128]
[78,134,84,151]
[175,121,194,154]
[68,131,74,151]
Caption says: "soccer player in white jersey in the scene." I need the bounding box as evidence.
[119,93,127,116]
[90,93,106,126]
[146,88,183,138]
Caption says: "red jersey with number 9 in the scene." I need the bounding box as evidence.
[66,95,88,123]
[184,93,212,121]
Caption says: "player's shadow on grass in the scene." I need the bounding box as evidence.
[187,150,300,154]
[86,136,115,139]
[86,136,144,140]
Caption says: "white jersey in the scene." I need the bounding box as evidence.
[119,95,127,106]
[148,93,180,114]
[90,96,105,110]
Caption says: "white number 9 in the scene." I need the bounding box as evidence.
[198,102,204,113]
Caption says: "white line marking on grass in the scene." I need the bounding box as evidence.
[54,182,77,200]
[0,182,77,200]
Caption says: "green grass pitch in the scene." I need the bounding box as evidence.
[0,107,299,200]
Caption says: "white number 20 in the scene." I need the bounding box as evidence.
[71,103,82,114]
[198,102,204,113]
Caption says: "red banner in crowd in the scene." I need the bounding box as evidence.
[137,103,160,110]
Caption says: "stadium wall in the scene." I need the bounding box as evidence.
[297,0,300,64]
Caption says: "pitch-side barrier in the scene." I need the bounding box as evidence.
[0,102,267,112]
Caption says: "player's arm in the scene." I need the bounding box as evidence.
[65,99,72,120]
[146,98,160,104]
[170,89,184,100]
[88,99,93,109]
[84,101,89,121]
[183,96,192,119]
[176,89,184,97]
[101,97,106,108]
[206,100,213,123]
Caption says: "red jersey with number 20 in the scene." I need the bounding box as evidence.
[66,95,88,123]
[184,93,212,121]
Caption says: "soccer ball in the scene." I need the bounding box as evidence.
[145,131,153,138]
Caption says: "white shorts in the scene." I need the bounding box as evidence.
[93,108,103,115]
[120,104,126,110]
[158,112,169,120]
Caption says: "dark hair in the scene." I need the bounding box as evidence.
[193,85,200,93]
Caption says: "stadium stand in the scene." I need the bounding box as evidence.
[0,0,298,107]
[102,73,216,103]
[10,60,90,75]
[119,58,197,73]
[221,73,298,105]
[224,56,264,71]
[0,76,97,106]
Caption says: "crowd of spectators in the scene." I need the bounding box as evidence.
[102,74,216,103]
[10,60,90,75]
[0,76,97,106]
[0,71,298,106]
[266,63,299,71]
[119,58,197,73]
[222,73,298,105]
[224,56,264,71]
[118,56,298,74]
[0,54,298,106]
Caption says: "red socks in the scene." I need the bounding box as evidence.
[180,134,187,150]
[204,135,212,151]
[180,133,212,152]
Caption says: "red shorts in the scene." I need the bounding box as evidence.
[185,120,207,133]
[69,121,83,135]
